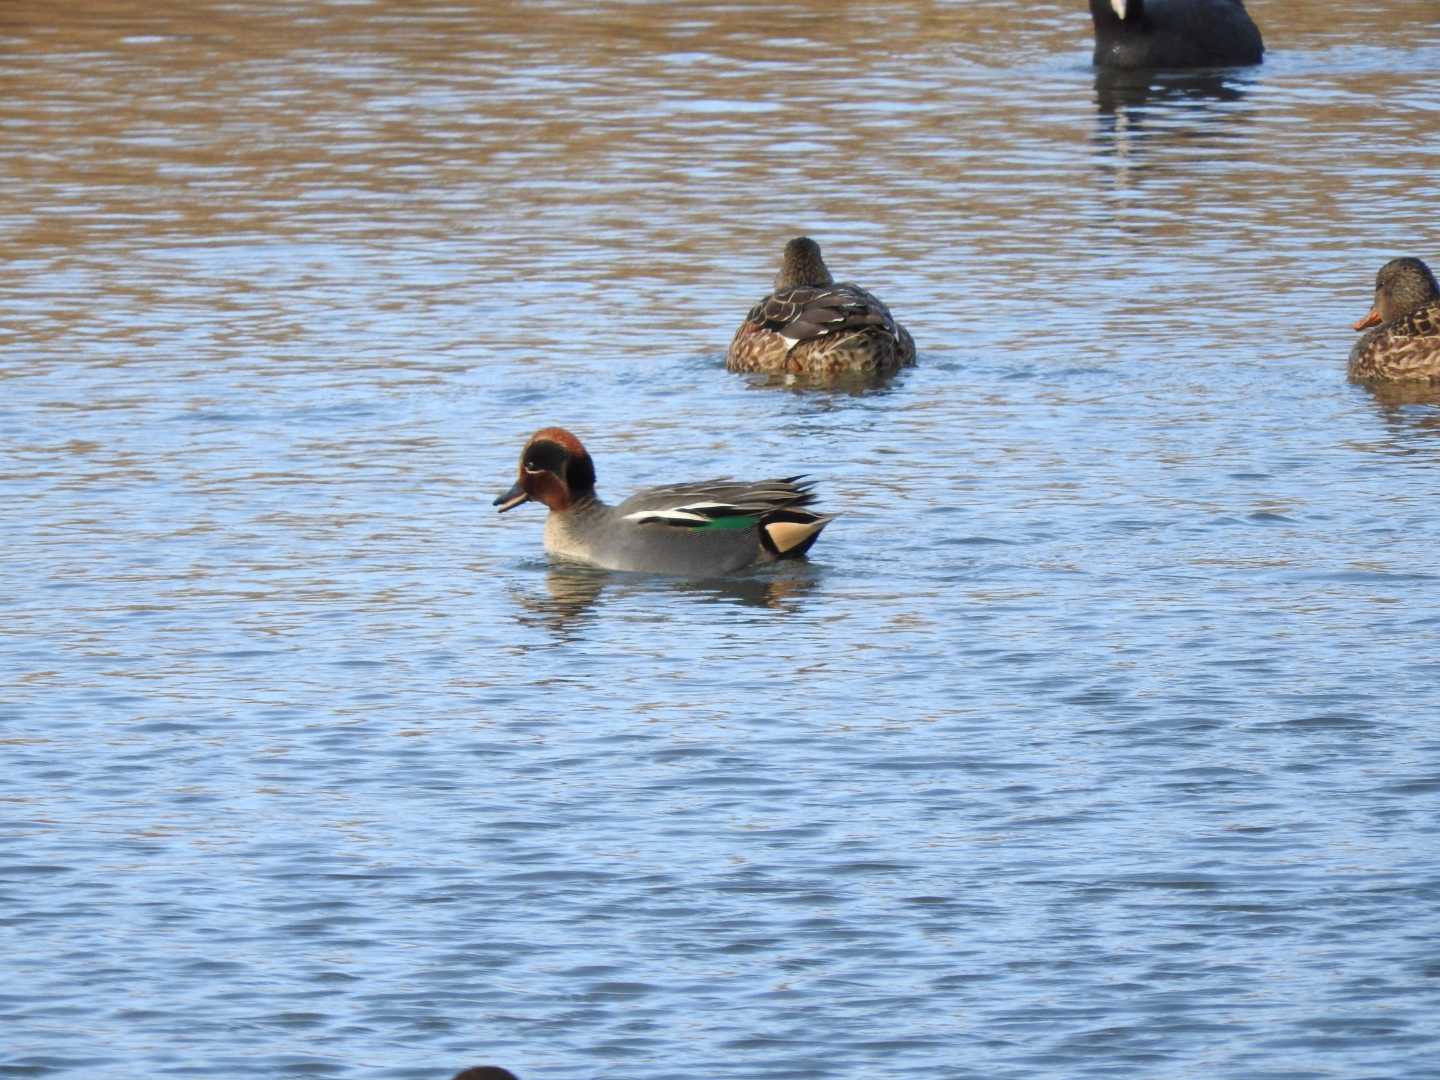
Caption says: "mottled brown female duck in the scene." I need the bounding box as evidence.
[1349,257,1440,383]
[726,237,915,376]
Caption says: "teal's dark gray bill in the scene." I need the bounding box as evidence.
[494,481,528,512]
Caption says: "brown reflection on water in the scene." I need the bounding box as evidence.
[2,1,1438,367]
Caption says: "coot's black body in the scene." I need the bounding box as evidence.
[1089,0,1264,68]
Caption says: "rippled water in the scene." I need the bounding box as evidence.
[5,2,1440,1077]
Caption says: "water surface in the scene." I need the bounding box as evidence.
[4,2,1440,1078]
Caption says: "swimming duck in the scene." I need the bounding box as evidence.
[1089,0,1264,68]
[494,427,833,575]
[1349,257,1440,383]
[726,237,915,375]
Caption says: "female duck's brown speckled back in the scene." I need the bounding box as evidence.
[726,237,915,376]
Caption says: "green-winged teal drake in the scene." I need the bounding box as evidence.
[495,428,833,575]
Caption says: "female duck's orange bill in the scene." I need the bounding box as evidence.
[1353,308,1383,331]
